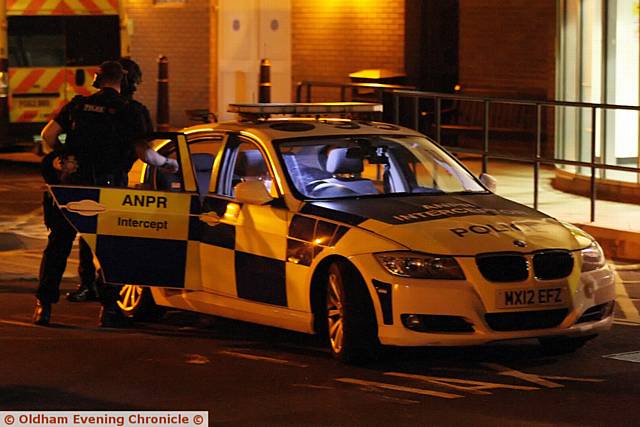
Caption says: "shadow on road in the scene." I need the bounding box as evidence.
[0,385,138,410]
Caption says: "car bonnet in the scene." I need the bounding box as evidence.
[300,193,593,256]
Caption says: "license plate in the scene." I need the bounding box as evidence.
[16,99,52,108]
[496,287,567,309]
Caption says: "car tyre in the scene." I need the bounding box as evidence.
[324,260,379,364]
[117,285,164,321]
[538,334,597,355]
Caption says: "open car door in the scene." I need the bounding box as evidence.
[48,133,202,290]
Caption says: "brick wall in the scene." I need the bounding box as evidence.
[127,0,212,129]
[291,0,405,101]
[459,0,556,100]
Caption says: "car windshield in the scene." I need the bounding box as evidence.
[277,135,486,199]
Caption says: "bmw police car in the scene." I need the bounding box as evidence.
[49,103,615,362]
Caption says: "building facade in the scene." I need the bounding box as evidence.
[126,0,638,192]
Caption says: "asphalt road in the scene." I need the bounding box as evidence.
[1,162,640,427]
[1,280,640,427]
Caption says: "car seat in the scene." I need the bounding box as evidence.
[308,147,378,197]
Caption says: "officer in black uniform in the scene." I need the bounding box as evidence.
[63,58,152,303]
[34,61,178,327]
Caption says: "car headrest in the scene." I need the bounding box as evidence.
[236,150,268,177]
[326,148,363,175]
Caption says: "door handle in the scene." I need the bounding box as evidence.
[199,211,221,226]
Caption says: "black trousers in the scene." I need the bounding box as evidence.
[37,170,127,305]
[37,193,95,304]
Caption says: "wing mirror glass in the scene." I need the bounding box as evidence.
[479,173,497,192]
[234,180,274,205]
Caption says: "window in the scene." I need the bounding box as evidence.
[277,135,484,200]
[218,138,274,198]
[557,0,639,181]
[138,135,223,193]
[8,16,119,68]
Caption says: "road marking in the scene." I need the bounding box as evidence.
[336,378,463,399]
[185,353,210,365]
[613,269,640,324]
[385,372,538,394]
[611,263,640,271]
[292,384,335,390]
[218,350,309,368]
[483,363,604,387]
[602,351,640,363]
[0,320,34,327]
[614,319,640,326]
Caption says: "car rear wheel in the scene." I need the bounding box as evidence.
[117,285,163,321]
[325,260,379,363]
[538,334,597,354]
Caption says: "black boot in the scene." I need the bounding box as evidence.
[33,300,51,326]
[99,304,132,328]
[66,282,99,302]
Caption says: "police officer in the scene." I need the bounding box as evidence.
[64,57,151,303]
[34,60,178,327]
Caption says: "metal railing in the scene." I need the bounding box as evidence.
[295,80,414,103]
[294,80,640,223]
[391,90,640,222]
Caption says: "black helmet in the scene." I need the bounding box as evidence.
[118,58,143,96]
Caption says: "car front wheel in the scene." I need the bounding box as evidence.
[325,260,379,363]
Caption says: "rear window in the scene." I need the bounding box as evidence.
[8,16,119,67]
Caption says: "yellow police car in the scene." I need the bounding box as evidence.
[49,103,615,362]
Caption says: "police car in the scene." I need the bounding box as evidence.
[49,103,615,362]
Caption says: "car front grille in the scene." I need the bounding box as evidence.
[533,251,574,280]
[485,309,568,331]
[476,254,529,282]
[476,251,574,283]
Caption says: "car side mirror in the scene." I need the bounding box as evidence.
[234,180,274,205]
[479,173,497,192]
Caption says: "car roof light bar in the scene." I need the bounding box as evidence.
[228,102,383,118]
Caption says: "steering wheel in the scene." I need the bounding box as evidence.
[305,179,330,193]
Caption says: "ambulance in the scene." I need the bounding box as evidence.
[1,0,128,141]
[48,103,616,363]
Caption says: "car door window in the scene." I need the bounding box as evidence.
[219,139,275,198]
[133,135,223,193]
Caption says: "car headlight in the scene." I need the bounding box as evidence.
[580,241,606,272]
[374,252,465,280]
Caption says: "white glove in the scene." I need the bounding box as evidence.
[159,157,179,174]
[142,147,179,173]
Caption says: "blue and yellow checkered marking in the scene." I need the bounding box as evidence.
[49,186,354,305]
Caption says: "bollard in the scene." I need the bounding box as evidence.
[156,55,170,131]
[258,58,271,103]
[0,9,9,139]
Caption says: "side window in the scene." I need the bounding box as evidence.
[219,139,274,198]
[190,138,223,196]
[132,135,222,192]
[152,141,182,192]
